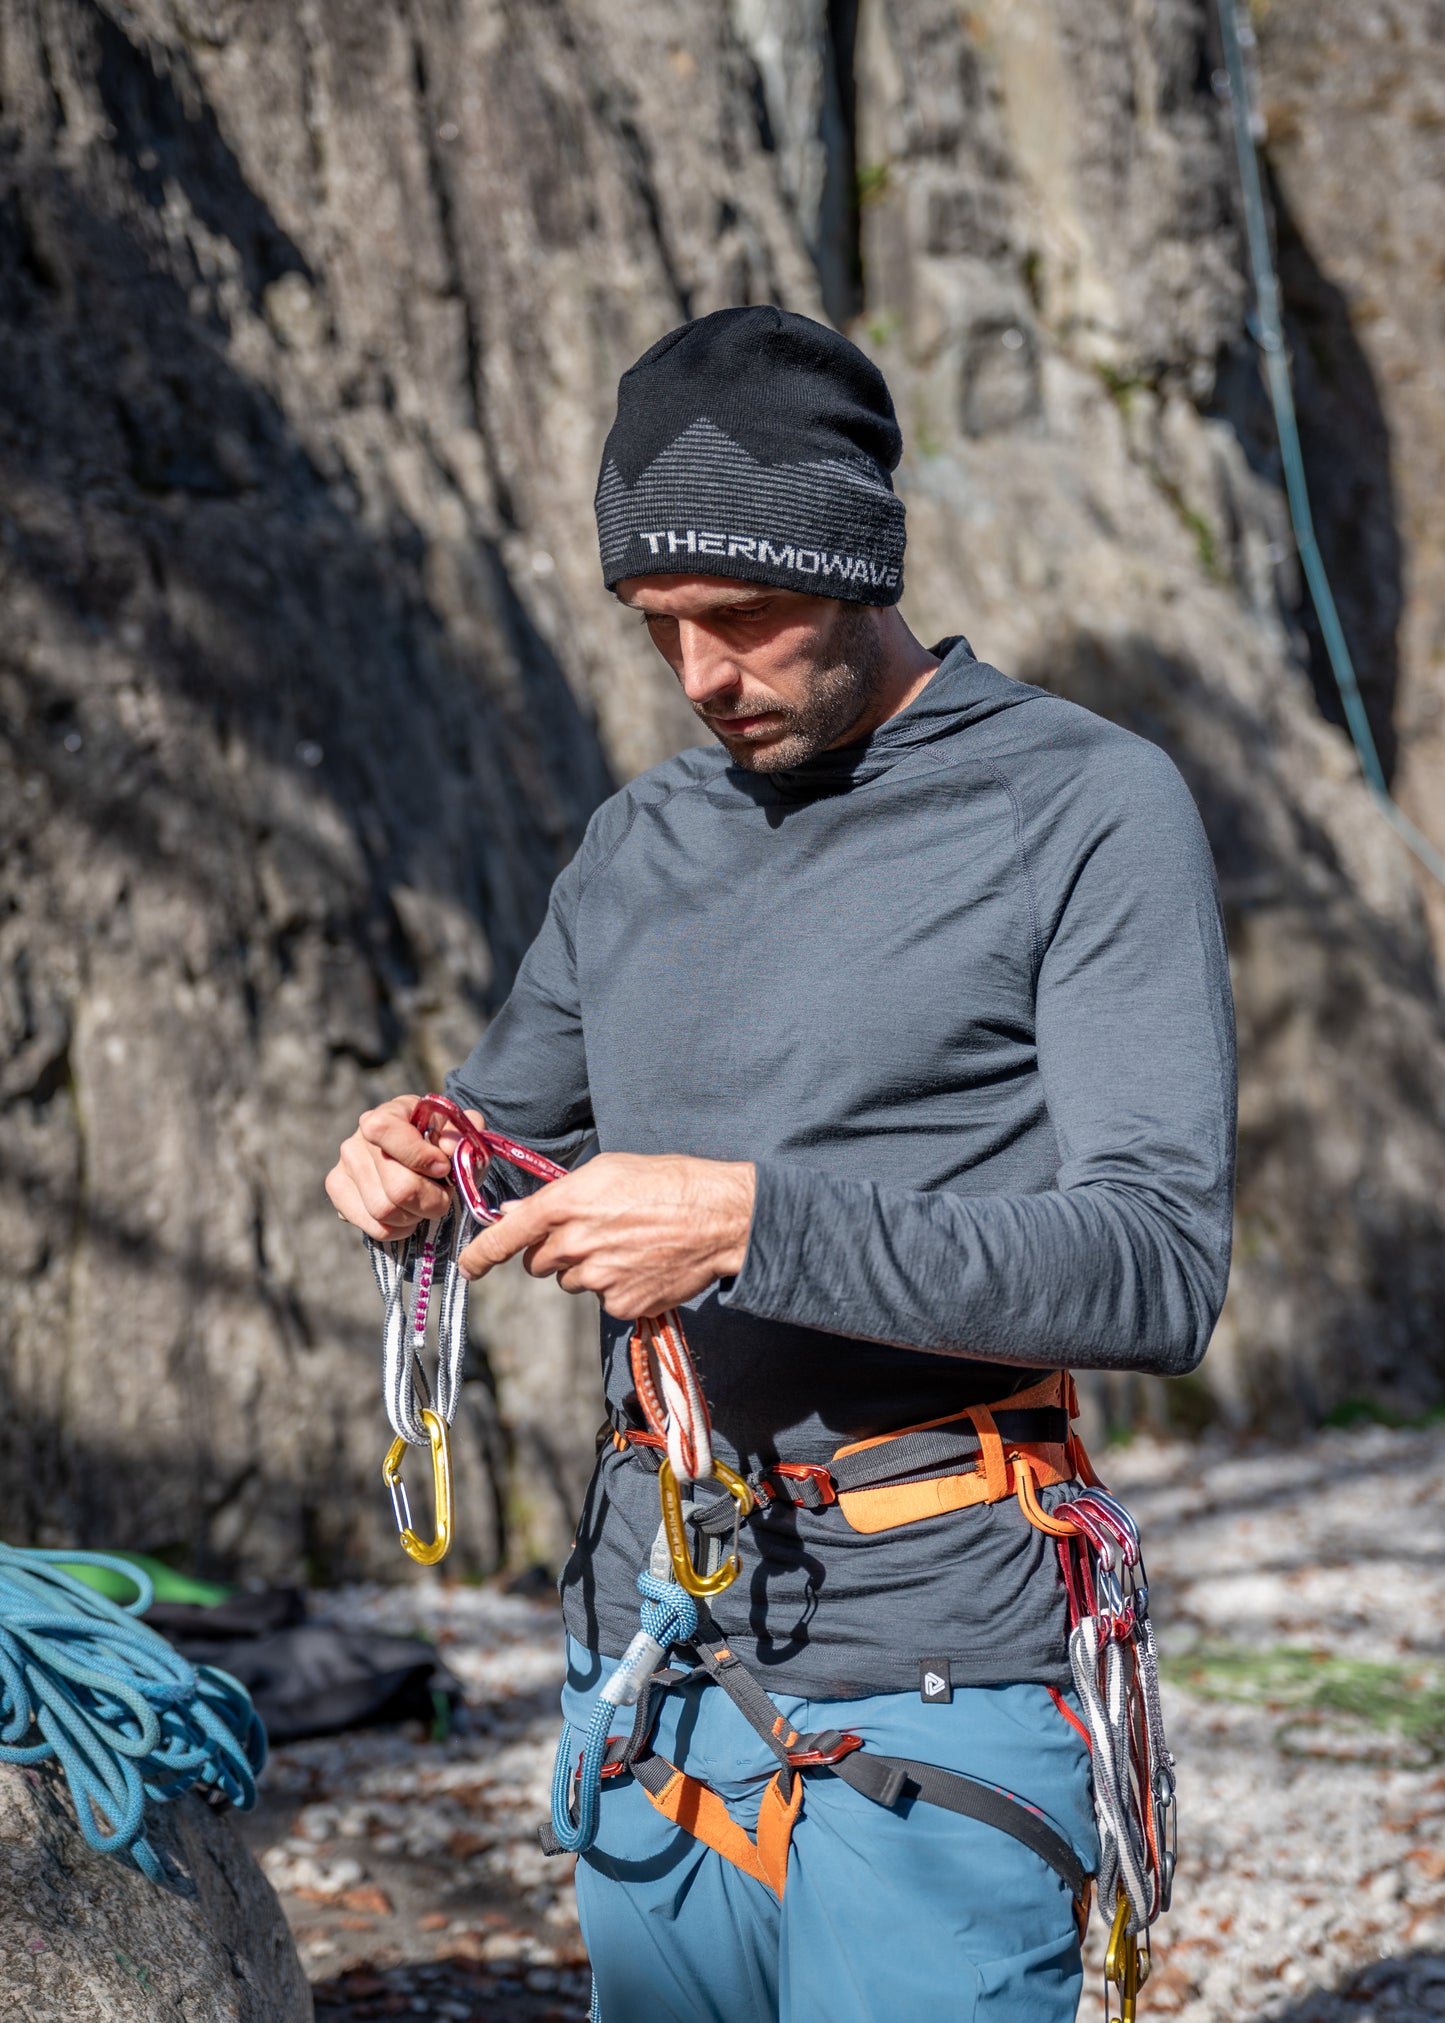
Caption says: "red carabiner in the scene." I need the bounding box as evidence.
[410,1093,566,1223]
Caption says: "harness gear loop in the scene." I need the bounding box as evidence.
[966,1402,1010,1503]
[1012,1449,1083,1537]
[658,1457,753,1598]
[383,1408,454,1567]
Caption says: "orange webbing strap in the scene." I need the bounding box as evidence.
[832,1370,1077,1534]
[636,1759,803,1897]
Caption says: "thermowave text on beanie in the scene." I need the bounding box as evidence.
[631,528,900,593]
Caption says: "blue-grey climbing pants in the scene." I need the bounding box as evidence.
[563,1639,1097,2023]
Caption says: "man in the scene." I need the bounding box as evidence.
[328,306,1236,2022]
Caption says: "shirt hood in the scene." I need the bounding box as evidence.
[746,635,1038,801]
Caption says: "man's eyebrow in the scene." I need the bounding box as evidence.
[636,596,772,619]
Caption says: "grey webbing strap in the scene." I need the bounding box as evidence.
[827,1408,1070,1495]
[628,1752,677,1800]
[829,1750,1090,1900]
[693,1639,799,1782]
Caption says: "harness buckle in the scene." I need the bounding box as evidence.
[658,1457,754,1598]
[786,1729,863,1769]
[765,1462,838,1508]
[382,1409,454,1567]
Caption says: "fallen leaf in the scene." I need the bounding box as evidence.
[339,1886,393,1916]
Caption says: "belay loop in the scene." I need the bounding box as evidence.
[366,1094,567,1566]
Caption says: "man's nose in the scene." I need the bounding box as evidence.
[675,623,741,707]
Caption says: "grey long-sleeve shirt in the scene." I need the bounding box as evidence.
[448,638,1236,1694]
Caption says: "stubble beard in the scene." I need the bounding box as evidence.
[697,607,887,773]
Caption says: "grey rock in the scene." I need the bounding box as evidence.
[0,0,1442,1592]
[0,1763,311,2021]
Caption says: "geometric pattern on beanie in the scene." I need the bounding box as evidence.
[595,419,906,605]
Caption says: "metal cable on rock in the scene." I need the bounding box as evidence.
[0,1545,265,1881]
[1217,0,1445,889]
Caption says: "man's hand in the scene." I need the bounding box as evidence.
[326,1093,482,1242]
[457,1153,756,1320]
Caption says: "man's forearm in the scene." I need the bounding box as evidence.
[720,1160,1231,1376]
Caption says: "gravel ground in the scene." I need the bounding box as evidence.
[241,1423,1445,2021]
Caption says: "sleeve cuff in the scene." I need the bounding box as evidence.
[717,1158,815,1323]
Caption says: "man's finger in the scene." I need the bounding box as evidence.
[457,1197,553,1279]
[359,1102,451,1178]
[340,1137,451,1225]
[327,1168,396,1242]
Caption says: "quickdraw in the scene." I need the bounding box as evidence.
[628,1309,754,1597]
[1048,1478,1177,2023]
[366,1094,566,1565]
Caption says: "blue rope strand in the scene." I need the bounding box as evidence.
[549,1571,698,1856]
[0,1544,266,1881]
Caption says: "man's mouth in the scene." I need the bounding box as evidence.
[707,711,784,738]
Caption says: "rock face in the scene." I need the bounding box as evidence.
[0,1762,312,2020]
[1,0,1443,1582]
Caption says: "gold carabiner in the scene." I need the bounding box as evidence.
[657,1457,754,1598]
[383,1408,454,1567]
[1104,1889,1149,2023]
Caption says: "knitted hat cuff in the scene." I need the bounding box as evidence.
[597,420,904,604]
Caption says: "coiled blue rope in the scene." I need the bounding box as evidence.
[0,1544,266,1881]
[549,1571,698,1856]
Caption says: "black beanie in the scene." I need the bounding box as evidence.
[595,306,906,606]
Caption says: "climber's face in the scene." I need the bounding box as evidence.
[617,574,889,771]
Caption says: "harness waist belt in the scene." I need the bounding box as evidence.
[610,1369,1082,1534]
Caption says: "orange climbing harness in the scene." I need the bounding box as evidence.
[605,1359,1175,2021]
